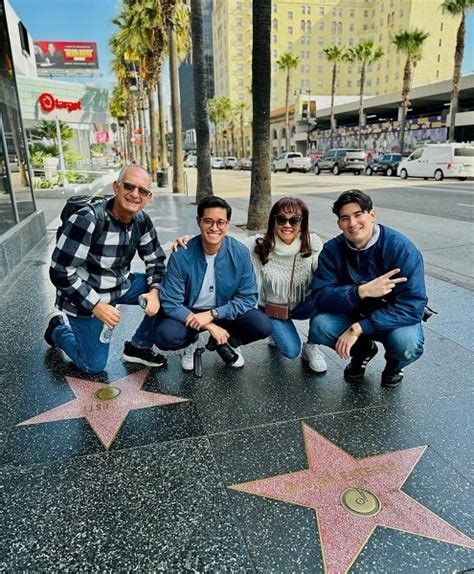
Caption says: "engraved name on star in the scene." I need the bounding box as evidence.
[18,369,189,449]
[230,423,473,573]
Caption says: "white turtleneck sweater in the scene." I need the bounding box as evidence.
[244,233,323,310]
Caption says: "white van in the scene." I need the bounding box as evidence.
[397,143,474,181]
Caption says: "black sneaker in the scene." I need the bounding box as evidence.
[344,340,378,383]
[381,362,404,389]
[122,341,167,367]
[44,313,65,347]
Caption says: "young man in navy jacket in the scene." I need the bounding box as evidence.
[148,196,272,371]
[309,189,426,388]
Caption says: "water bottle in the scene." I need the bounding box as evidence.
[99,304,119,344]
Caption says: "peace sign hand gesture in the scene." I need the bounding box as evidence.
[358,268,407,299]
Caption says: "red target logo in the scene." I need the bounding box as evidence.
[38,92,55,113]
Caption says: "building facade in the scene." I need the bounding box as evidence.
[1,0,45,281]
[212,0,460,109]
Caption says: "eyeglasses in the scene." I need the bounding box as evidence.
[274,214,304,227]
[120,181,152,197]
[200,218,229,229]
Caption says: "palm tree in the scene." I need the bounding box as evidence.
[324,45,347,148]
[191,0,213,201]
[208,97,232,156]
[247,0,272,230]
[392,29,430,153]
[346,40,384,147]
[276,52,300,152]
[441,0,474,141]
[234,101,249,158]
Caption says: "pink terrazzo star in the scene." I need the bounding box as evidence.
[18,369,189,449]
[230,423,473,574]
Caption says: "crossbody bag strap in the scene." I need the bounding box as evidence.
[287,254,298,306]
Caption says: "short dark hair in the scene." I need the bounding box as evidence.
[197,196,232,220]
[332,189,373,217]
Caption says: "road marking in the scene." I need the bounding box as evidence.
[457,203,474,207]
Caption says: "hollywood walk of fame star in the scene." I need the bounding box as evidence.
[18,369,189,449]
[230,423,473,573]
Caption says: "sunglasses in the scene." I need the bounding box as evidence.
[275,214,304,227]
[121,181,152,197]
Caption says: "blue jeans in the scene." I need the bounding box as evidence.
[269,318,303,359]
[52,273,154,374]
[153,308,272,351]
[309,312,424,369]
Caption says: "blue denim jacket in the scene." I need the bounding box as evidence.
[160,235,258,323]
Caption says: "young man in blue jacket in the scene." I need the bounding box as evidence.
[140,196,272,371]
[309,189,426,388]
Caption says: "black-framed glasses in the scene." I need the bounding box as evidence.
[200,218,229,229]
[275,214,303,227]
[120,181,152,197]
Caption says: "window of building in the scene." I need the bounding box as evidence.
[440,23,443,31]
[318,50,324,58]
[306,51,310,58]
[320,6,325,15]
[237,49,243,58]
[347,80,352,88]
[350,8,355,17]
[288,26,293,34]
[339,7,343,16]
[437,54,441,63]
[301,19,306,31]
[332,21,337,33]
[287,42,293,50]
[338,22,342,34]
[364,9,369,17]
[18,21,30,55]
[332,7,337,16]
[318,37,324,46]
[439,39,442,47]
[288,11,293,19]
[272,34,277,43]
[317,79,323,88]
[272,18,278,31]
[306,20,311,32]
[302,5,306,14]
[318,65,323,73]
[236,17,243,27]
[237,63,243,73]
[367,79,372,87]
[272,4,277,13]
[307,6,311,14]
[349,38,354,46]
[305,79,310,88]
[436,69,440,78]
[349,23,354,32]
[236,1,242,11]
[236,33,243,43]
[301,50,305,58]
[363,24,368,31]
[319,21,324,30]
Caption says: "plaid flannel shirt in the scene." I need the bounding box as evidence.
[50,199,166,316]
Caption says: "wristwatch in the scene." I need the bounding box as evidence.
[349,324,362,337]
[211,308,220,320]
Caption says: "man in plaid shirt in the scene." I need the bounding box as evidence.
[45,164,167,373]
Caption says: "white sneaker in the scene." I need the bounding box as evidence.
[231,346,245,368]
[302,343,327,373]
[181,341,198,371]
[268,336,277,348]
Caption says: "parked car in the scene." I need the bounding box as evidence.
[223,156,238,169]
[397,143,474,181]
[365,153,403,177]
[234,157,252,170]
[184,155,197,168]
[272,152,312,173]
[314,148,366,175]
[210,156,225,169]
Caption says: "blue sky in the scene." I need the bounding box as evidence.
[9,0,474,90]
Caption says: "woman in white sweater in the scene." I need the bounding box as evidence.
[245,197,327,373]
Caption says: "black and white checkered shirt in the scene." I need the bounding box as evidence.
[50,198,166,317]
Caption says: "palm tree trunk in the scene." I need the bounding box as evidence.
[285,69,290,151]
[148,88,159,180]
[137,97,146,167]
[191,0,213,201]
[330,63,337,148]
[399,59,413,154]
[157,78,169,185]
[169,25,184,194]
[247,0,271,230]
[358,63,366,148]
[449,12,465,142]
[240,111,245,158]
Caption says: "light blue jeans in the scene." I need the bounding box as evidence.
[309,312,424,369]
[270,317,304,359]
[52,273,154,374]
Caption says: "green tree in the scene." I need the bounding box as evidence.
[191,0,213,201]
[208,97,232,156]
[32,120,73,143]
[247,0,271,230]
[392,28,430,153]
[441,0,474,141]
[346,40,384,147]
[324,45,347,148]
[276,52,300,151]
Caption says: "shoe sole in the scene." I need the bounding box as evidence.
[122,354,166,367]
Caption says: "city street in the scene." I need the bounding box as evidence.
[183,168,474,289]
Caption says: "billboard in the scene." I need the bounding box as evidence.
[33,41,99,75]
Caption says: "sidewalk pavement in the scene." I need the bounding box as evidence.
[1,192,473,572]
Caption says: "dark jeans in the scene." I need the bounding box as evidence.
[152,308,272,351]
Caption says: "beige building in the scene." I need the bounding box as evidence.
[212,0,460,109]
